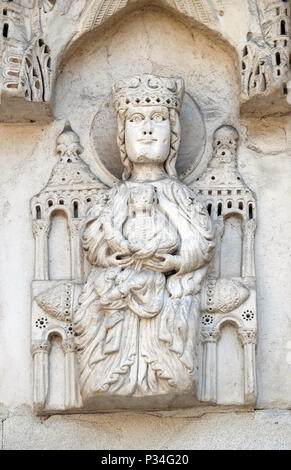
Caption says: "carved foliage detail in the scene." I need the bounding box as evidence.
[201,278,250,314]
[20,38,51,102]
[165,0,217,26]
[31,340,51,355]
[62,338,77,353]
[80,0,218,35]
[32,219,50,237]
[200,329,220,343]
[81,0,128,32]
[238,328,257,345]
[35,283,74,321]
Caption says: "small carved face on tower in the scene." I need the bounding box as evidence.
[213,125,239,164]
[125,106,171,165]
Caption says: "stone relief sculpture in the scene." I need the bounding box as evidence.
[31,74,258,413]
[0,0,218,114]
[1,0,52,101]
[193,125,257,405]
[80,0,218,33]
[0,0,53,122]
[241,0,290,99]
[2,0,289,123]
[31,121,106,410]
[74,75,216,403]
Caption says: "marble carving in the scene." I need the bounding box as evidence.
[241,0,290,102]
[1,0,289,122]
[193,125,257,404]
[31,74,258,412]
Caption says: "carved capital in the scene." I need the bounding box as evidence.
[214,216,225,238]
[32,220,50,238]
[200,329,220,343]
[242,218,256,235]
[69,220,82,237]
[31,340,51,355]
[62,339,77,354]
[238,328,257,345]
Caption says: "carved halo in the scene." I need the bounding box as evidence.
[90,91,206,186]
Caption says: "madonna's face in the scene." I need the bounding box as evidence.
[125,105,171,165]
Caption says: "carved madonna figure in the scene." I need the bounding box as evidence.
[73,74,216,401]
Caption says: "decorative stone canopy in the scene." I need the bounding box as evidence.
[45,123,101,192]
[3,0,290,122]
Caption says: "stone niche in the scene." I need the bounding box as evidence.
[28,4,260,414]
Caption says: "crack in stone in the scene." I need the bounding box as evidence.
[1,416,8,450]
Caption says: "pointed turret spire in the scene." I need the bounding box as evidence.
[46,121,103,191]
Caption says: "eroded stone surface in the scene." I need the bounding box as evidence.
[1,1,289,122]
[2,407,291,450]
[0,0,290,450]
[28,68,260,413]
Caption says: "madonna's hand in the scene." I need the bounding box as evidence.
[109,252,134,268]
[143,254,181,273]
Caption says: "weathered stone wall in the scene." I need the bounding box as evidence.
[1,406,291,450]
[0,1,290,449]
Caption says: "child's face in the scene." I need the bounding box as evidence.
[129,186,156,213]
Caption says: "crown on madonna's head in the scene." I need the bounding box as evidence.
[112,74,185,114]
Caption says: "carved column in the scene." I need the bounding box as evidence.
[200,329,220,403]
[62,339,81,409]
[287,80,291,105]
[69,220,83,282]
[31,340,51,410]
[209,216,224,278]
[242,219,256,278]
[32,220,50,280]
[238,328,257,404]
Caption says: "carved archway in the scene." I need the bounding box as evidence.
[54,2,239,185]
[77,0,219,37]
[59,0,222,65]
[48,209,71,280]
[0,0,233,122]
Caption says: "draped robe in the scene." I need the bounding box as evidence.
[74,177,215,399]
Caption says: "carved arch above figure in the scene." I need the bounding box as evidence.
[1,0,289,123]
[0,0,238,123]
[77,0,219,37]
[58,0,224,73]
[30,76,259,412]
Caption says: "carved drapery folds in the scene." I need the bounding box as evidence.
[30,75,216,412]
[42,0,57,14]
[31,71,258,412]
